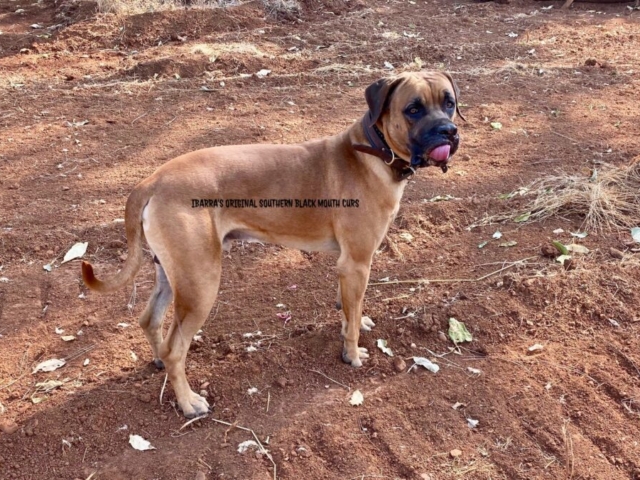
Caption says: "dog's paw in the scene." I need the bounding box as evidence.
[342,347,369,368]
[179,391,210,419]
[360,316,376,332]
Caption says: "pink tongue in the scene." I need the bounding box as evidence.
[428,144,451,162]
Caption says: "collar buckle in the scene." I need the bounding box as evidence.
[384,150,396,166]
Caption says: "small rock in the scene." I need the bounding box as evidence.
[119,254,127,262]
[0,420,19,435]
[610,247,624,259]
[62,186,70,191]
[527,343,544,354]
[392,357,406,372]
[541,244,557,258]
[437,331,447,342]
[298,444,312,458]
[275,377,287,388]
[138,393,151,403]
[450,449,462,458]
[24,421,36,437]
[195,472,206,480]
[420,475,433,480]
[199,390,208,398]
[460,154,471,161]
[563,258,576,271]
[584,58,597,66]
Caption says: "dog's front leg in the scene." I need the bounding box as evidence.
[337,253,372,367]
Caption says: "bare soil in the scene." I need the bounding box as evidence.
[1,0,640,479]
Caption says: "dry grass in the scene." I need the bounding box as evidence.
[96,0,299,16]
[487,161,640,232]
[262,0,300,18]
[96,0,244,15]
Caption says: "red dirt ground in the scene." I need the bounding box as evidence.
[1,0,640,479]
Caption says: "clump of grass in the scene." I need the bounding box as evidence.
[96,0,243,15]
[261,0,300,18]
[491,160,640,232]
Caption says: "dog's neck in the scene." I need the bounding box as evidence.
[352,112,416,182]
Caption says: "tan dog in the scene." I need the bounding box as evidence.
[82,71,463,418]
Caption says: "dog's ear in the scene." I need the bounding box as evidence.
[443,72,466,122]
[365,76,404,126]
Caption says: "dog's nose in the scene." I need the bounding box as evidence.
[437,123,458,137]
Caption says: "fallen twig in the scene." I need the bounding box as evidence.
[179,414,207,431]
[159,373,168,405]
[309,369,350,391]
[562,419,575,480]
[210,418,277,480]
[369,257,536,286]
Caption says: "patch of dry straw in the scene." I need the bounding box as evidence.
[96,0,245,15]
[492,161,640,232]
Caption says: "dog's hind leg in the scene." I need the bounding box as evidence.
[157,246,222,418]
[138,262,173,369]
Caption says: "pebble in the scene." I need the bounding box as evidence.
[438,331,447,342]
[450,449,462,458]
[275,377,287,388]
[62,186,70,191]
[138,393,151,403]
[392,357,406,372]
[420,475,433,480]
[0,420,19,435]
[527,343,544,354]
[195,472,206,480]
[541,244,557,258]
[610,247,624,259]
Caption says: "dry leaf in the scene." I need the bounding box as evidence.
[32,358,66,374]
[129,434,155,451]
[61,242,88,264]
[376,339,394,357]
[349,390,364,406]
[411,357,440,373]
[237,440,260,454]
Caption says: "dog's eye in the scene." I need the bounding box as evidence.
[405,105,422,117]
[445,100,456,110]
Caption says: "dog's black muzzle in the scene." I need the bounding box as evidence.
[409,118,460,172]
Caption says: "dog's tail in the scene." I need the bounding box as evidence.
[82,185,149,293]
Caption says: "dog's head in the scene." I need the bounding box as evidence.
[365,71,464,171]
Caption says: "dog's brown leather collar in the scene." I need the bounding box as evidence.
[352,112,416,182]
